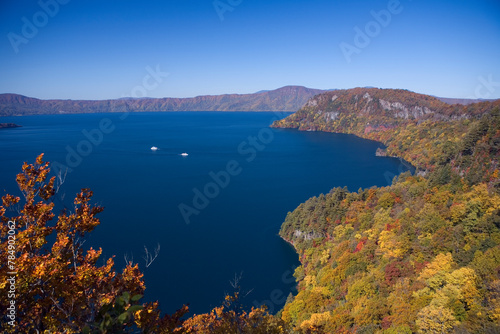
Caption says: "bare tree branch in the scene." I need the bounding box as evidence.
[143,243,160,268]
[54,168,68,201]
[124,252,134,265]
[229,272,253,298]
[230,272,243,289]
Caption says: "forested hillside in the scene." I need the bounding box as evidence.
[273,88,500,333]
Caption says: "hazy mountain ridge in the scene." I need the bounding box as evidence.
[0,86,325,116]
[437,97,498,105]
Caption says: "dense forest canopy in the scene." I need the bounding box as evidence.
[272,88,500,333]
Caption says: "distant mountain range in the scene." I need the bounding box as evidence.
[0,86,497,116]
[0,86,324,116]
[435,97,498,105]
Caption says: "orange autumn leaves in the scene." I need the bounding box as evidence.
[0,155,147,333]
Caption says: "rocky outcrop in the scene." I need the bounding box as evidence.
[375,147,387,157]
[293,229,324,241]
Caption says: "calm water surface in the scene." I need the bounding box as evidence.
[0,112,411,314]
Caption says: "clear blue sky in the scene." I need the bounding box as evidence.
[0,0,499,100]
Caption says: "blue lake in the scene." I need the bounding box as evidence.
[0,112,411,315]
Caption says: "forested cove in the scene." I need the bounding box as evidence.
[1,111,410,333]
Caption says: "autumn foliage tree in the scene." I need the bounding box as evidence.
[0,154,169,333]
[181,293,287,334]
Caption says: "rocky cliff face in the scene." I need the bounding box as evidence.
[272,87,500,137]
[272,87,500,173]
